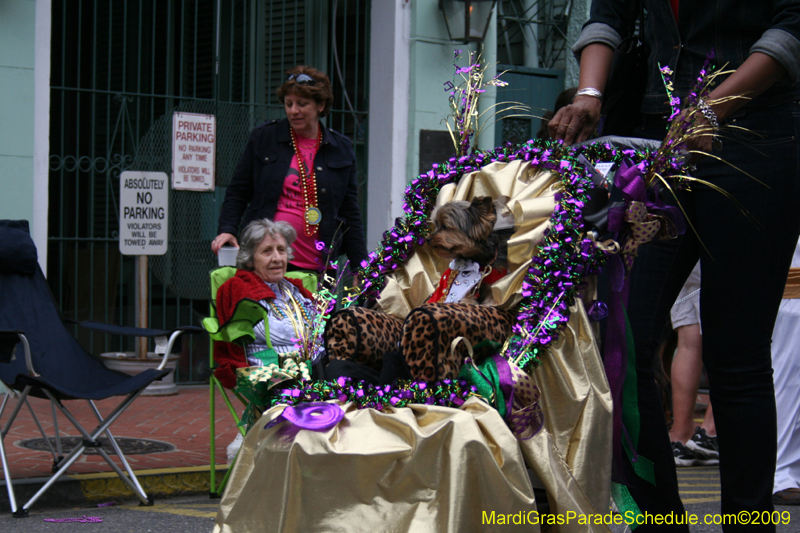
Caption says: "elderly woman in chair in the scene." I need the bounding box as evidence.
[213,218,319,391]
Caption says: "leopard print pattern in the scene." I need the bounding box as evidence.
[325,307,404,371]
[401,303,514,381]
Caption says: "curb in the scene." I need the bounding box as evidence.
[0,465,229,513]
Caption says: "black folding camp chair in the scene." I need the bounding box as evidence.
[0,220,202,517]
[0,333,19,515]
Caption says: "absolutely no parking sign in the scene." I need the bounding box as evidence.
[119,171,169,255]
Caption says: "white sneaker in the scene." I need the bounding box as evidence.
[226,432,244,461]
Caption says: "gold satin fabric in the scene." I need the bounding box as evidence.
[518,299,613,533]
[214,159,613,532]
[369,159,612,531]
[214,398,539,533]
[377,160,560,318]
[214,300,613,533]
[784,268,800,299]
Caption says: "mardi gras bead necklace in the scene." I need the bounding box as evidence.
[290,126,323,237]
[266,282,313,334]
[266,298,311,325]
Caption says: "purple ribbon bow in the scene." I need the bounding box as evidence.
[604,158,684,485]
[265,402,344,431]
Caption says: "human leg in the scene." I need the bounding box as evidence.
[700,403,716,436]
[669,287,720,462]
[694,102,800,527]
[621,233,699,530]
[771,297,800,497]
[669,323,704,444]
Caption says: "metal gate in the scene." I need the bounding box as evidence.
[48,0,370,383]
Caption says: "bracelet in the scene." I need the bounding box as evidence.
[697,99,720,129]
[574,87,603,101]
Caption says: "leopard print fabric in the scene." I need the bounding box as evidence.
[402,303,514,381]
[325,307,404,371]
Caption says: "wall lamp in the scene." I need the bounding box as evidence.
[439,0,498,43]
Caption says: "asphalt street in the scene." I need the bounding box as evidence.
[0,496,217,533]
[2,467,800,532]
[608,466,800,532]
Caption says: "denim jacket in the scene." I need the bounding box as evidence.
[574,0,800,114]
[217,118,368,267]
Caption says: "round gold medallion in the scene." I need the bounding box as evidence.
[305,207,322,225]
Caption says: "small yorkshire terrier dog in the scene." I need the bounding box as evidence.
[427,196,501,266]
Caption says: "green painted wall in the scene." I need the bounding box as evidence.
[407,1,496,180]
[567,0,591,88]
[0,1,36,223]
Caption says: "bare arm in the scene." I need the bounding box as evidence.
[549,43,615,144]
[688,52,787,154]
[710,53,787,120]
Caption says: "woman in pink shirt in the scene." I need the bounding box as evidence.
[212,66,367,276]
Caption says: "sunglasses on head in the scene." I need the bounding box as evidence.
[285,73,317,86]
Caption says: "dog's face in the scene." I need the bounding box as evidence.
[427,197,496,261]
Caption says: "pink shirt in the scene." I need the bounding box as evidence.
[274,134,322,270]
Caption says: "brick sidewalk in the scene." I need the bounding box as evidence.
[1,385,240,481]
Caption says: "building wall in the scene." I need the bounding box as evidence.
[367,0,497,251]
[407,1,498,175]
[566,0,591,88]
[0,0,49,271]
[0,3,35,224]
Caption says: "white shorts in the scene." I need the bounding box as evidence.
[670,261,701,331]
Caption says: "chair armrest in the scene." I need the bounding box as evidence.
[0,332,35,376]
[80,322,203,338]
[0,330,36,380]
[80,323,204,371]
[157,328,204,370]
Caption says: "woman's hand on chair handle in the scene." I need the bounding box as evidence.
[550,43,613,145]
[549,97,602,145]
[212,233,238,254]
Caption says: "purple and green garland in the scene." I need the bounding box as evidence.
[256,139,683,411]
[354,138,668,372]
[267,376,477,411]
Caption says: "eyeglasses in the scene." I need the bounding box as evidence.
[285,73,317,86]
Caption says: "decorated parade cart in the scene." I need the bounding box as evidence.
[211,53,715,533]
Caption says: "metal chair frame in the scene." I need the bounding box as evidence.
[0,326,199,517]
[205,267,317,498]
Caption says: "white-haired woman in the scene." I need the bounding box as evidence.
[213,218,318,390]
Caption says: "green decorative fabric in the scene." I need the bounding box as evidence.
[611,482,644,530]
[458,340,506,418]
[610,308,654,531]
[621,307,655,485]
[248,348,279,367]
